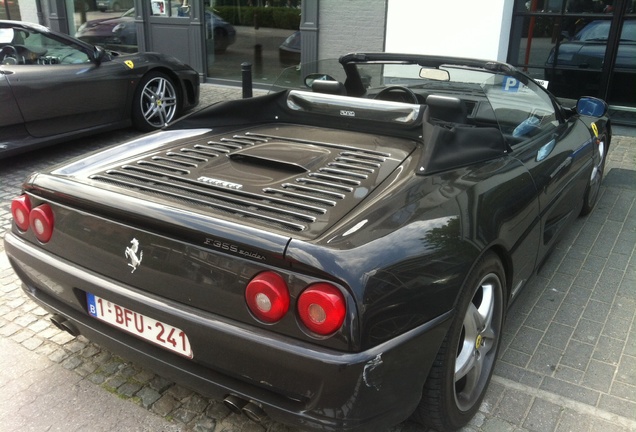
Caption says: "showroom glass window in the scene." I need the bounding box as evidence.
[205,0,301,85]
[150,0,191,17]
[508,0,635,125]
[0,0,21,20]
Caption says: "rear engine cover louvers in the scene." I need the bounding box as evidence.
[89,125,413,238]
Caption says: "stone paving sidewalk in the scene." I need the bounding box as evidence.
[0,85,634,432]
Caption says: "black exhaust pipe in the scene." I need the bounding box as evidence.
[242,402,267,423]
[50,314,80,337]
[223,395,247,414]
[223,395,268,423]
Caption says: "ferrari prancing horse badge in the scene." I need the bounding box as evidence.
[125,238,143,273]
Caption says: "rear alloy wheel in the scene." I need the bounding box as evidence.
[413,252,505,431]
[132,72,180,132]
[580,134,608,216]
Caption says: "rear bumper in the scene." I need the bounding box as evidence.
[5,231,451,432]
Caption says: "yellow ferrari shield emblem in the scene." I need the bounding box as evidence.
[475,334,483,349]
[591,122,599,138]
[124,60,134,69]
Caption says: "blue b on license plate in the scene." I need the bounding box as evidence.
[86,293,193,358]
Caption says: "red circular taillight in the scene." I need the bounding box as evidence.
[297,283,346,335]
[11,195,32,232]
[29,204,54,243]
[245,271,290,323]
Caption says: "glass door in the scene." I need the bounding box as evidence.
[508,0,636,125]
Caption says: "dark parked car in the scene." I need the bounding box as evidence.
[76,8,236,53]
[545,19,635,102]
[0,20,200,158]
[75,7,137,49]
[279,30,300,65]
[5,53,610,432]
[96,0,133,12]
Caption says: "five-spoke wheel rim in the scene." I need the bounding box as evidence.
[454,272,503,411]
[140,76,178,129]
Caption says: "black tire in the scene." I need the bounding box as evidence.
[412,252,505,431]
[131,71,180,132]
[580,132,609,216]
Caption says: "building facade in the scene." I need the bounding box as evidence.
[3,0,634,124]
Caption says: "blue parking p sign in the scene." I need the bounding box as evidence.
[502,76,520,92]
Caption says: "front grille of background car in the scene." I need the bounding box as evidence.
[89,131,395,235]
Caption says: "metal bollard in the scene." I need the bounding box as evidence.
[241,62,253,99]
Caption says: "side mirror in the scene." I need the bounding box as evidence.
[92,45,106,65]
[576,96,608,117]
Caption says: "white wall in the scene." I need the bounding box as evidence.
[386,0,513,61]
[318,0,386,59]
[17,1,41,24]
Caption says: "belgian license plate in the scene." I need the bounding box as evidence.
[86,293,193,358]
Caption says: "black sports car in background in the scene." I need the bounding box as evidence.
[0,20,200,158]
[75,8,236,53]
[75,7,138,50]
[545,19,635,103]
[5,53,610,432]
[96,0,133,12]
[279,30,300,65]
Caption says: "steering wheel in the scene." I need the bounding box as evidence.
[0,45,19,65]
[374,85,419,104]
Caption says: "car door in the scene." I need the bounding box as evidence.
[492,77,593,260]
[1,26,130,138]
[0,70,26,151]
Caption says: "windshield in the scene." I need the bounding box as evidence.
[358,63,494,93]
[270,57,559,140]
[0,28,14,43]
[575,20,636,42]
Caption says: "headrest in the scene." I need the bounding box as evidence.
[425,95,468,124]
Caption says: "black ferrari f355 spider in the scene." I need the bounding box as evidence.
[5,52,610,432]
